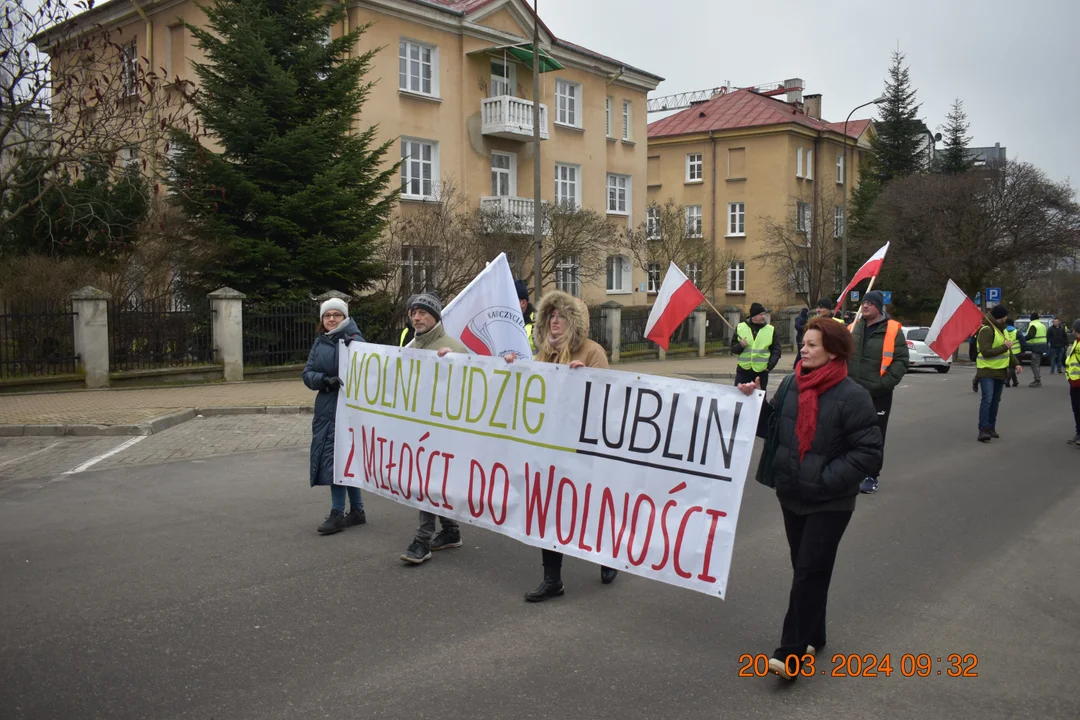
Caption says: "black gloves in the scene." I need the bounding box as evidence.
[323,376,342,391]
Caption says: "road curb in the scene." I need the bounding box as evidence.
[0,405,312,437]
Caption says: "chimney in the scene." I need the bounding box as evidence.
[783,78,804,105]
[804,93,822,119]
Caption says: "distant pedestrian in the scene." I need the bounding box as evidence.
[793,308,809,369]
[1004,319,1021,388]
[1067,320,1080,445]
[304,298,366,535]
[1048,318,1068,375]
[847,291,908,494]
[976,305,1022,442]
[816,297,844,323]
[515,279,537,353]
[732,302,782,391]
[1025,313,1047,387]
[737,316,882,681]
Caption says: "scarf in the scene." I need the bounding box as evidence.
[794,358,849,461]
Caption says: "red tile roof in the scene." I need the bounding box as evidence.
[648,89,871,139]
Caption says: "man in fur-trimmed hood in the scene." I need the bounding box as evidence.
[532,290,607,368]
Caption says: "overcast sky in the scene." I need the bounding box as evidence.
[538,0,1079,187]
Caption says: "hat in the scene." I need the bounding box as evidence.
[1030,312,1040,321]
[816,297,834,310]
[991,305,1009,319]
[319,298,349,319]
[748,302,768,317]
[1072,319,1080,334]
[409,292,443,322]
[514,280,529,302]
[862,291,884,312]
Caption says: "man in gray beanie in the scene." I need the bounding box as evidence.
[400,291,469,565]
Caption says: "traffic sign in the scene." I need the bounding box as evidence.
[974,291,982,307]
[850,291,860,302]
[987,287,1001,303]
[881,291,892,305]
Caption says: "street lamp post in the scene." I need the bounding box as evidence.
[840,95,886,293]
[531,0,543,299]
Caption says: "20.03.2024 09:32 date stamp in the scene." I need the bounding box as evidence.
[738,653,979,678]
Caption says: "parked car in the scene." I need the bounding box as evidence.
[902,326,951,373]
[1013,317,1053,366]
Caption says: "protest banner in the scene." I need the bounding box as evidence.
[334,344,764,598]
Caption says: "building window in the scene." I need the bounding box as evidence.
[490,60,513,97]
[401,245,437,295]
[120,39,138,97]
[797,201,811,233]
[401,138,437,199]
[606,255,631,293]
[555,163,580,209]
[119,146,139,169]
[556,256,581,296]
[685,205,702,238]
[685,262,701,287]
[647,263,662,293]
[687,153,703,182]
[606,96,613,137]
[728,202,745,236]
[796,147,803,178]
[834,206,844,238]
[805,149,813,180]
[622,100,631,140]
[491,152,514,197]
[606,173,629,215]
[555,80,580,127]
[398,40,436,96]
[836,153,845,184]
[646,206,660,239]
[793,262,809,293]
[727,261,745,293]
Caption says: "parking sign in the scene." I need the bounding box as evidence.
[987,287,1001,303]
[850,291,860,302]
[881,291,892,305]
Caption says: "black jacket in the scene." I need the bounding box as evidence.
[756,375,883,514]
[1048,324,1068,348]
[303,318,364,487]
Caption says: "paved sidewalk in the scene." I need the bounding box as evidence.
[0,355,749,427]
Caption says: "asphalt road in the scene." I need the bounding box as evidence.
[1,368,1078,720]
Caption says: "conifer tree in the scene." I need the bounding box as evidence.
[935,98,976,174]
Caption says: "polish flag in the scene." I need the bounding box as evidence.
[437,253,533,359]
[925,280,985,360]
[645,262,706,350]
[835,242,891,314]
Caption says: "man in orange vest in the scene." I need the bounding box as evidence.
[848,291,909,494]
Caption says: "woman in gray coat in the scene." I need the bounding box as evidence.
[304,298,366,535]
[738,316,882,681]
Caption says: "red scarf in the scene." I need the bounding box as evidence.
[794,358,849,461]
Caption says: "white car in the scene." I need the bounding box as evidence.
[902,326,952,373]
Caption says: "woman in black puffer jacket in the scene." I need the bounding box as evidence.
[738,316,882,680]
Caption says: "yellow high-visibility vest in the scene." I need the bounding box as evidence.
[977,325,1010,370]
[737,322,774,372]
[1066,340,1080,382]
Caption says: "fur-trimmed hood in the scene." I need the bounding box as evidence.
[535,290,589,355]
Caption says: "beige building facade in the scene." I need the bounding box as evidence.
[646,87,873,312]
[35,0,662,306]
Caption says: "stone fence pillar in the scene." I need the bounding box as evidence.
[209,287,246,382]
[601,301,622,363]
[70,286,111,388]
[694,308,707,358]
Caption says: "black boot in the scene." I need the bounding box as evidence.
[318,509,346,535]
[601,566,618,584]
[524,567,564,602]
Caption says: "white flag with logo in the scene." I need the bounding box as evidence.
[440,253,533,358]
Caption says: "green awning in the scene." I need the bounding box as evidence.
[469,43,563,72]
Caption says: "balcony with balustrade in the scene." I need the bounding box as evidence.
[481,96,549,141]
[479,196,550,234]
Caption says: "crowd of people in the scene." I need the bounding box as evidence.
[300,285,1080,684]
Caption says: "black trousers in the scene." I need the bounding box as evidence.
[872,392,893,475]
[541,549,613,575]
[1071,386,1080,436]
[734,366,770,392]
[776,507,853,659]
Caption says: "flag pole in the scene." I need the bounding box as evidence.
[701,297,736,331]
[847,275,878,331]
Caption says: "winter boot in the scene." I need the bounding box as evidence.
[524,567,565,602]
[318,509,346,535]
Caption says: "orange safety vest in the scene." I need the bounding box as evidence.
[879,320,902,377]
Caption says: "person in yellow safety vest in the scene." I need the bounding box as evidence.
[1025,312,1048,388]
[815,296,845,323]
[399,295,417,347]
[515,279,536,354]
[976,305,1022,443]
[1003,320,1021,388]
[1066,319,1080,445]
[732,302,782,391]
[847,290,909,495]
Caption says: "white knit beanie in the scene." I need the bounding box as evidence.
[319,298,349,319]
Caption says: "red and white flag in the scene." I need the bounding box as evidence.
[438,253,533,358]
[835,242,890,314]
[645,262,706,351]
[925,280,985,360]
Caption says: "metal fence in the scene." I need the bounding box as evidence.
[244,301,318,367]
[0,301,79,378]
[109,298,214,372]
[588,305,609,350]
[620,306,654,354]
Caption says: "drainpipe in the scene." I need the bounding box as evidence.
[128,2,155,175]
[709,130,717,305]
[812,130,821,306]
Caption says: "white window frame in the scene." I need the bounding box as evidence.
[622,100,632,141]
[727,202,745,236]
[120,39,138,97]
[606,96,613,137]
[606,173,630,216]
[401,138,439,200]
[119,146,139,169]
[686,153,703,182]
[401,245,438,295]
[398,39,438,97]
[491,151,516,197]
[556,256,581,296]
[685,205,703,238]
[727,261,745,294]
[805,149,813,181]
[646,206,660,239]
[647,263,662,293]
[834,206,845,238]
[555,79,581,128]
[606,255,633,294]
[797,201,811,233]
[685,262,701,287]
[490,59,515,98]
[796,147,803,178]
[836,153,845,184]
[554,163,581,209]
